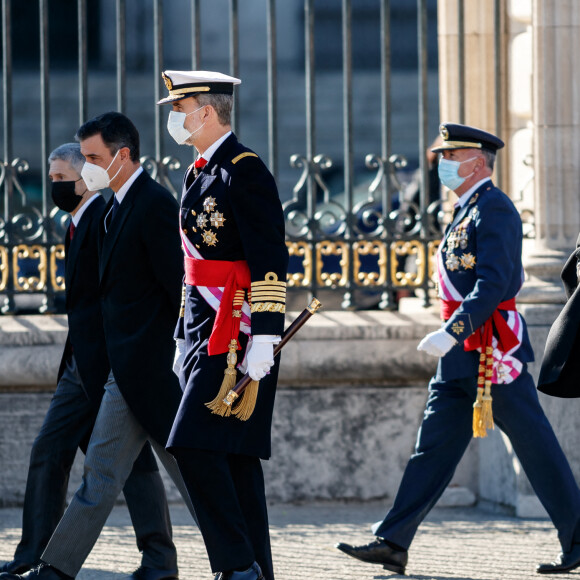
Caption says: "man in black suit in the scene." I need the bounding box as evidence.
[158,70,288,580]
[0,115,196,580]
[0,143,177,579]
[538,238,580,399]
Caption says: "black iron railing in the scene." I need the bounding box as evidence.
[1,0,493,314]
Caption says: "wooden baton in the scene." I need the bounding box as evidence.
[222,297,322,407]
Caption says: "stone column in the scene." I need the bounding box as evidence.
[437,0,511,208]
[519,0,580,303]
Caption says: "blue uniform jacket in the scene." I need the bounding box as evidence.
[436,180,534,381]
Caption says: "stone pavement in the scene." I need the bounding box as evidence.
[0,501,578,580]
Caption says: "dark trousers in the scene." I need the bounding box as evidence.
[172,447,274,579]
[13,357,177,571]
[375,368,580,552]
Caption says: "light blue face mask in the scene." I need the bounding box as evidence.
[438,156,478,191]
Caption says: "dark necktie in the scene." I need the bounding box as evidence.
[451,202,461,221]
[105,196,120,232]
[111,196,120,219]
[69,222,76,241]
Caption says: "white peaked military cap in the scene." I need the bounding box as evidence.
[157,70,242,104]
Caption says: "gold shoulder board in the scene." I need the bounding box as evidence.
[232,152,259,164]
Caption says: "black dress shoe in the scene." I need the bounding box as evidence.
[0,561,33,575]
[537,543,580,574]
[214,562,264,579]
[128,567,178,580]
[336,538,408,574]
[0,564,73,580]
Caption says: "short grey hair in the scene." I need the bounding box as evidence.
[194,93,233,126]
[48,142,85,175]
[481,149,496,171]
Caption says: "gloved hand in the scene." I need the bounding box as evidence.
[417,329,457,358]
[246,335,280,381]
[173,338,186,376]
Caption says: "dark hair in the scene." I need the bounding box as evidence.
[75,111,140,162]
[194,93,233,126]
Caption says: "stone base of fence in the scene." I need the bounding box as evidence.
[1,299,577,516]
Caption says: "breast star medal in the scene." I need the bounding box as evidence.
[202,230,218,246]
[203,196,217,213]
[445,253,460,271]
[459,253,476,270]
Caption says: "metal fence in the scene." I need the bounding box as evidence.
[0,0,497,314]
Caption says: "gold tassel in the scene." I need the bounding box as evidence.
[480,354,495,431]
[472,387,486,438]
[473,347,495,438]
[232,379,260,421]
[480,394,494,431]
[205,339,239,416]
[472,352,487,438]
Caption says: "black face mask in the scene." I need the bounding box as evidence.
[51,180,84,213]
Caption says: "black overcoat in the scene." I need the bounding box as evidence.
[98,170,184,444]
[58,195,110,403]
[167,134,288,459]
[538,237,580,397]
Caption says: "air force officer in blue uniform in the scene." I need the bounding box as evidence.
[336,123,580,576]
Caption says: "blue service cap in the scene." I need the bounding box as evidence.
[432,122,504,153]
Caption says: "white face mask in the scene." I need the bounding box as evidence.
[437,155,478,191]
[81,150,124,192]
[167,106,206,145]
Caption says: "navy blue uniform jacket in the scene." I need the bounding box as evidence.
[168,133,288,459]
[98,170,184,445]
[437,180,534,381]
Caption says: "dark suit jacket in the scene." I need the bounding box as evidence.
[98,169,184,445]
[538,237,580,397]
[57,195,110,403]
[167,134,288,459]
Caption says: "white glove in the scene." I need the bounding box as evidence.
[246,335,280,381]
[417,329,457,358]
[173,338,186,376]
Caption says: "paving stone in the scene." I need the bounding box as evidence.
[0,501,575,579]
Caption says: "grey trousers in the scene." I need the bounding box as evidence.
[41,372,197,577]
[14,358,176,571]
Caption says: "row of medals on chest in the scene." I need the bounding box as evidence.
[187,196,223,247]
[444,218,476,272]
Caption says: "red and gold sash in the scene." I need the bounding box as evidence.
[441,298,519,438]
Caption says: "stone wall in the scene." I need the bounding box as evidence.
[0,301,480,508]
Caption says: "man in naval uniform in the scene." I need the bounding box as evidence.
[336,123,580,576]
[157,70,288,580]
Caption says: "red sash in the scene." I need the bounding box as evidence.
[184,256,251,356]
[440,298,519,354]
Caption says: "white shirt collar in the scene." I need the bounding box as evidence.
[199,131,232,164]
[456,177,491,208]
[72,193,101,227]
[114,166,144,205]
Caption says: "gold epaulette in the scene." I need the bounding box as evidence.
[250,272,286,313]
[232,152,258,164]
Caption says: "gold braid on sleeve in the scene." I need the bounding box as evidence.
[250,272,286,313]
